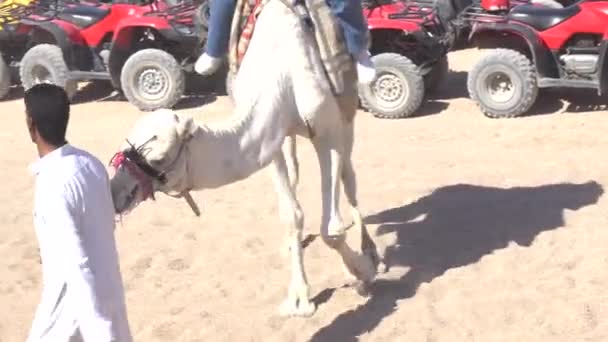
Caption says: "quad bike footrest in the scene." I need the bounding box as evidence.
[67,70,111,81]
[537,77,598,89]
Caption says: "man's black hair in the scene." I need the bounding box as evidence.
[24,83,70,146]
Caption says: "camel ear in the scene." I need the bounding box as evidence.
[175,116,196,139]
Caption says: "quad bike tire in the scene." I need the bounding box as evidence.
[120,48,185,112]
[424,55,448,93]
[0,55,10,100]
[19,44,77,100]
[358,52,424,119]
[467,48,538,118]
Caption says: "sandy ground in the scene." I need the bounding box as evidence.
[1,47,608,342]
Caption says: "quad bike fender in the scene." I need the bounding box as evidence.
[107,19,171,89]
[25,21,86,69]
[468,22,559,79]
[112,18,172,49]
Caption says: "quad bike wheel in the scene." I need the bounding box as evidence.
[467,48,538,118]
[19,44,77,100]
[424,55,448,92]
[120,48,185,111]
[358,52,424,119]
[0,55,10,100]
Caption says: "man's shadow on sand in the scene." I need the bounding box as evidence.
[310,181,603,341]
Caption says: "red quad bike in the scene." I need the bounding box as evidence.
[359,0,458,119]
[466,0,604,118]
[358,0,568,119]
[18,0,209,111]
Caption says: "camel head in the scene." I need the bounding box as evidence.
[108,110,200,216]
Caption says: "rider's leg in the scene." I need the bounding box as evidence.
[195,0,237,76]
[326,0,376,84]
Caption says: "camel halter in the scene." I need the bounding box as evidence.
[109,135,200,216]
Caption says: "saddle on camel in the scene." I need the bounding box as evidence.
[228,0,354,95]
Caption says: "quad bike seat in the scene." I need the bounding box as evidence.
[57,5,110,29]
[507,3,580,31]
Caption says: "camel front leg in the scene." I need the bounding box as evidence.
[283,135,299,192]
[271,151,315,317]
[280,135,300,258]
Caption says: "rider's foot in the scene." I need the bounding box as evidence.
[194,53,223,76]
[356,50,376,85]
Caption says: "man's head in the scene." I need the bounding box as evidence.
[24,83,70,149]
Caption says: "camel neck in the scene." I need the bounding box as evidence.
[186,103,291,190]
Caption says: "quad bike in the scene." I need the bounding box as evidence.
[0,0,38,99]
[465,0,602,118]
[359,0,458,119]
[18,0,209,110]
[358,0,567,119]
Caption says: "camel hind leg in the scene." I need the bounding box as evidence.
[312,129,376,291]
[340,121,387,276]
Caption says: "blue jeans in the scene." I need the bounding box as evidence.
[205,0,237,58]
[204,0,369,58]
[326,0,369,56]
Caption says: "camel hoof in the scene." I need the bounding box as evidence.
[279,298,316,317]
[355,280,371,297]
[355,254,377,283]
[377,260,388,274]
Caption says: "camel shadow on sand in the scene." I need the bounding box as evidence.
[310,181,603,341]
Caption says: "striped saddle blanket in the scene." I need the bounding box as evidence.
[227,0,351,95]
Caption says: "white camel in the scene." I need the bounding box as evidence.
[108,0,381,317]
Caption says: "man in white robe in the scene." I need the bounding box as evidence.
[24,83,132,342]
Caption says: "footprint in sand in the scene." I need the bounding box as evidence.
[184,232,197,241]
[583,303,598,329]
[169,306,185,315]
[244,237,264,253]
[152,321,177,340]
[167,258,189,271]
[131,256,152,279]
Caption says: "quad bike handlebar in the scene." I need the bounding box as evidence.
[0,0,38,27]
[20,0,105,23]
[21,0,203,25]
[142,0,206,39]
[143,0,203,24]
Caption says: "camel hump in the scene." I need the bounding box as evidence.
[228,0,350,95]
[298,0,351,95]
